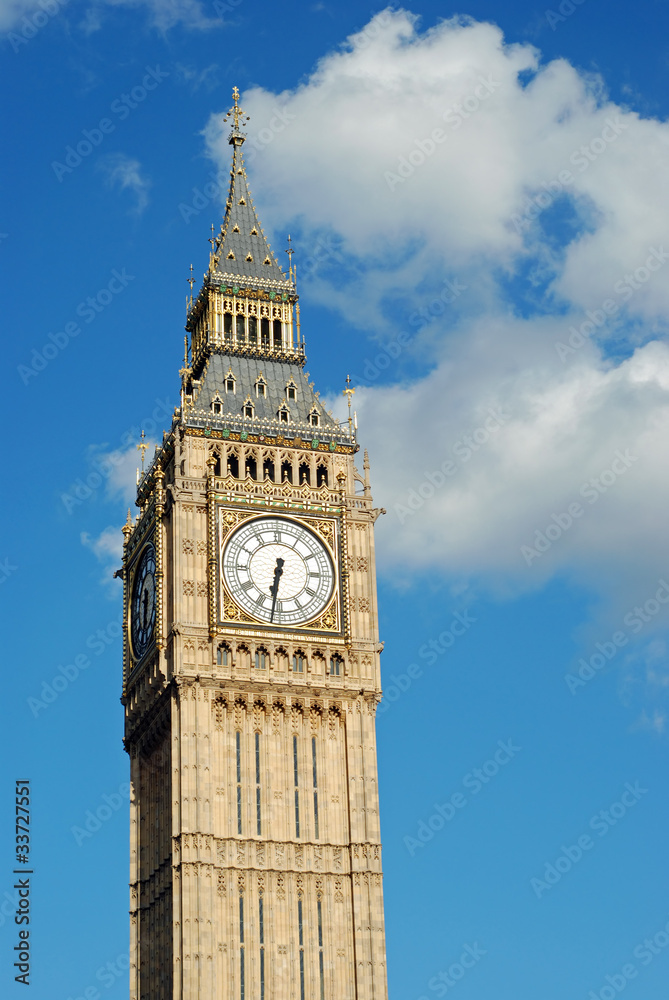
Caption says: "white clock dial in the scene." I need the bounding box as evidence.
[222,516,335,625]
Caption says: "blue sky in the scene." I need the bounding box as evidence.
[2,2,669,999]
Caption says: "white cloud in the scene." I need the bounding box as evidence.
[200,9,669,629]
[97,153,151,214]
[82,525,124,592]
[176,61,220,93]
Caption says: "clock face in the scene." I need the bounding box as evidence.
[222,516,335,626]
[131,544,156,658]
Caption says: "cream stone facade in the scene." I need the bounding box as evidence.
[121,89,388,1000]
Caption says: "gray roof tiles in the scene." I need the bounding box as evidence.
[210,142,290,288]
[190,352,340,432]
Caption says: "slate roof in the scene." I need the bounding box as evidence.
[186,352,348,439]
[209,139,292,291]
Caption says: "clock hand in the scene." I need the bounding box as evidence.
[269,558,285,623]
[142,589,149,629]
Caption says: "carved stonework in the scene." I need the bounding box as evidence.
[123,116,388,1000]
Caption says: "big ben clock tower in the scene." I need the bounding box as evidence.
[121,88,388,1000]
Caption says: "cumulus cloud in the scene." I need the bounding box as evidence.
[201,9,669,631]
[97,153,151,214]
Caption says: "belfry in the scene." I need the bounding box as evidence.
[121,87,389,1000]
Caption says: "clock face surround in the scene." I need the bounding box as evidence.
[222,516,335,626]
[131,544,156,658]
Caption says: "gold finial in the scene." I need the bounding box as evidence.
[343,374,355,436]
[187,263,195,307]
[137,430,149,473]
[209,223,217,268]
[224,85,250,139]
[183,336,189,368]
[122,508,133,543]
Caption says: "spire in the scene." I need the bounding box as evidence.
[206,87,291,291]
[224,85,250,146]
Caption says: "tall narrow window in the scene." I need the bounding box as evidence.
[239,893,245,1000]
[281,460,293,483]
[259,896,265,1000]
[248,315,258,345]
[224,313,232,341]
[298,898,305,1000]
[255,731,262,836]
[273,319,282,348]
[312,736,319,840]
[292,653,305,673]
[236,730,242,835]
[329,656,341,676]
[236,314,246,343]
[293,734,300,838]
[261,317,270,349]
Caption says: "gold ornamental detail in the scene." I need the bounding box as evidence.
[222,588,257,625]
[312,518,335,549]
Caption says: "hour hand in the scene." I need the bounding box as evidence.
[269,558,285,622]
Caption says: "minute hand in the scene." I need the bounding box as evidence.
[269,558,285,623]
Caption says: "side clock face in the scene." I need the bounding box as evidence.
[222,516,335,626]
[131,544,156,657]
